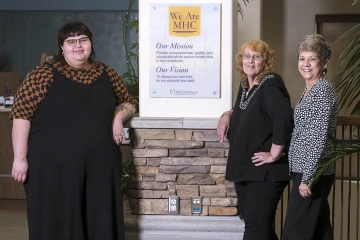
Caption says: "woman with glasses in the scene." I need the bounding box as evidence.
[217,40,293,240]
[10,21,136,239]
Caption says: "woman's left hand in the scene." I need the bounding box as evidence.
[112,118,126,145]
[112,102,136,145]
[299,183,312,198]
[252,152,276,166]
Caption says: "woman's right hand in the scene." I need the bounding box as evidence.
[12,158,28,183]
[217,112,231,142]
[299,183,312,198]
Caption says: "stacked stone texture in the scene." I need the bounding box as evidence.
[123,129,238,216]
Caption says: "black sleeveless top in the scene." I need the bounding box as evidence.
[28,66,117,154]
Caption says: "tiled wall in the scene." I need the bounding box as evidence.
[0,11,138,79]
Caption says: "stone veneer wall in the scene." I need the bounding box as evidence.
[123,118,238,216]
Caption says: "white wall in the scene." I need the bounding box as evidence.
[262,0,359,106]
[237,0,262,47]
[234,0,262,103]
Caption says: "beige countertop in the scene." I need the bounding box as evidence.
[124,116,219,129]
[0,108,11,112]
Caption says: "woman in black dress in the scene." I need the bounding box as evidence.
[217,40,293,240]
[10,21,136,239]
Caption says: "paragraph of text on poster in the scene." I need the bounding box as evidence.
[148,3,221,98]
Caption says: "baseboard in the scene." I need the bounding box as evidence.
[124,214,245,240]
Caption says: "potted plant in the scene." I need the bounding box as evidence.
[121,0,139,111]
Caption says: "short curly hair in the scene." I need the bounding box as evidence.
[297,34,331,62]
[236,40,277,88]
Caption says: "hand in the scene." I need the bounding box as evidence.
[12,158,28,182]
[299,183,312,198]
[112,118,126,145]
[252,152,276,166]
[217,114,230,142]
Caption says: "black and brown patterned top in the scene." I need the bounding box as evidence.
[10,60,137,120]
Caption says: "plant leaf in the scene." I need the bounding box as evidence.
[309,140,360,187]
[333,24,360,114]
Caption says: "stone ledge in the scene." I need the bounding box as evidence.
[125,117,219,129]
[124,214,244,240]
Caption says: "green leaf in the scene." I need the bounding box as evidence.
[309,140,360,188]
[333,24,360,114]
[238,0,250,19]
[122,157,135,197]
[129,19,139,32]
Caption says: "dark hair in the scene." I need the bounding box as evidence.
[55,21,96,65]
[235,40,277,88]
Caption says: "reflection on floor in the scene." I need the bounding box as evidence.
[0,211,28,240]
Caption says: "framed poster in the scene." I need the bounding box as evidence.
[149,3,221,98]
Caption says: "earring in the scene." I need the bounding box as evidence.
[322,68,326,75]
[62,52,64,56]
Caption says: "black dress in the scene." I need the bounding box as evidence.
[226,73,293,183]
[24,67,125,239]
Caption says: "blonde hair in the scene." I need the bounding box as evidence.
[236,40,277,88]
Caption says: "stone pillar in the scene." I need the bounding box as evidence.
[124,117,238,216]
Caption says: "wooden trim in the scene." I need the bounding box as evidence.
[316,14,360,23]
[0,199,26,211]
[337,116,360,126]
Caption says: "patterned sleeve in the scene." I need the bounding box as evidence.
[10,63,53,120]
[105,66,137,108]
[301,87,337,185]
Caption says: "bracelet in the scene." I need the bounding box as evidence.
[221,113,231,118]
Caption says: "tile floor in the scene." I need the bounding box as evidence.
[0,211,28,240]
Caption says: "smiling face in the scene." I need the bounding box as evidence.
[298,51,329,82]
[61,34,92,68]
[242,48,265,81]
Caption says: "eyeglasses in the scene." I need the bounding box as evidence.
[65,37,89,47]
[242,53,262,61]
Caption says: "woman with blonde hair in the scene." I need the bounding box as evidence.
[217,40,293,239]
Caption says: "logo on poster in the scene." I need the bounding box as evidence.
[169,6,200,37]
[169,89,199,96]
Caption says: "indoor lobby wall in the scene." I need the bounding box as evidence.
[262,0,359,107]
[234,0,262,104]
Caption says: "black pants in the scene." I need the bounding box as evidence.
[235,174,289,240]
[283,173,334,240]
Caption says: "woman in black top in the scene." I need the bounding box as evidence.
[283,34,338,240]
[11,22,136,239]
[217,40,293,240]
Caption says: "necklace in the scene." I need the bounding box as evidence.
[302,77,325,99]
[239,74,274,110]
